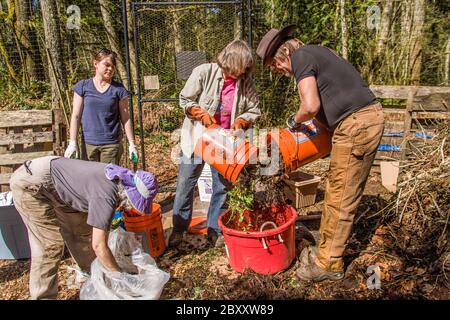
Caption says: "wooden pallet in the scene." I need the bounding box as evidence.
[370,85,450,165]
[0,109,66,192]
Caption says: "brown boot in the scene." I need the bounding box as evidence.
[168,231,184,248]
[207,230,225,248]
[296,247,344,282]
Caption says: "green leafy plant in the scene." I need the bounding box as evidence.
[226,179,255,226]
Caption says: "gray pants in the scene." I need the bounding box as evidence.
[9,156,96,300]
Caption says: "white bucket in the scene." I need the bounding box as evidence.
[198,164,212,202]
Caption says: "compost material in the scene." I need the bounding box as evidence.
[377,124,449,282]
[223,163,288,232]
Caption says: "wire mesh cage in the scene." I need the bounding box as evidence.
[131,0,246,169]
[175,51,208,81]
[133,0,244,101]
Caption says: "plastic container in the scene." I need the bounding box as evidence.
[123,203,166,258]
[218,206,298,275]
[194,124,258,183]
[267,120,332,174]
[283,171,321,209]
[112,209,125,230]
[197,164,213,202]
[188,216,208,235]
[0,205,31,259]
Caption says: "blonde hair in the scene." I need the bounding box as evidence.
[217,39,254,77]
[273,38,304,62]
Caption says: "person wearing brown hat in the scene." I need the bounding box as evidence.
[257,25,385,282]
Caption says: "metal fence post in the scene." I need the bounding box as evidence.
[132,3,147,170]
[122,0,137,170]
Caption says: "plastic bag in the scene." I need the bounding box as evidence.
[80,227,170,300]
[66,264,89,290]
[0,191,13,206]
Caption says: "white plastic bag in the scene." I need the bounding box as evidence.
[80,228,170,300]
[66,264,89,290]
[0,191,13,206]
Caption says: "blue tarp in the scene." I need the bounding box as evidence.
[383,132,433,139]
[378,144,401,152]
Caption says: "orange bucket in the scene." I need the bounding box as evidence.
[194,124,258,183]
[188,216,208,235]
[123,203,166,257]
[268,120,332,173]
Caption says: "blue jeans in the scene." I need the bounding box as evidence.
[172,154,231,235]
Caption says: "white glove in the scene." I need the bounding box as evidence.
[129,142,138,164]
[64,140,79,159]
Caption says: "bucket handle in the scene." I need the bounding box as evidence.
[259,221,284,250]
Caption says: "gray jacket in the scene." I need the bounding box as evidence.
[179,63,261,157]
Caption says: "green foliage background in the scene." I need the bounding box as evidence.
[0,0,448,131]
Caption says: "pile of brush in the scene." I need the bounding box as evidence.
[379,123,449,281]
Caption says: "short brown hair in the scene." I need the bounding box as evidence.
[217,40,254,77]
[93,48,117,68]
[273,38,304,62]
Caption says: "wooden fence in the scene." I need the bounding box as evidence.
[0,109,66,192]
[370,85,450,164]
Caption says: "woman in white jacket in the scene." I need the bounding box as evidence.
[169,40,261,248]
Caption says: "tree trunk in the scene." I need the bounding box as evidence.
[172,1,183,54]
[376,0,394,55]
[445,37,450,85]
[14,0,44,83]
[40,0,68,109]
[270,0,275,28]
[234,6,241,39]
[409,0,424,85]
[61,0,76,76]
[400,0,413,83]
[0,0,20,84]
[339,0,348,60]
[172,1,183,86]
[334,0,340,38]
[126,0,137,89]
[99,0,127,82]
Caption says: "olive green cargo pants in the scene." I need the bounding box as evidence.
[85,143,123,164]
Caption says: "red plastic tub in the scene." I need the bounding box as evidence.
[218,206,298,274]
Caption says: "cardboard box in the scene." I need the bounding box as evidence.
[283,171,321,210]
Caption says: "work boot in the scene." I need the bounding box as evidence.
[207,230,225,248]
[296,247,344,282]
[214,235,225,248]
[168,231,184,248]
